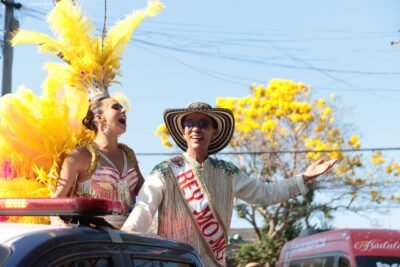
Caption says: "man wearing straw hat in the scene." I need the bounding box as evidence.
[122,102,336,267]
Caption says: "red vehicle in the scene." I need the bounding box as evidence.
[277,228,400,267]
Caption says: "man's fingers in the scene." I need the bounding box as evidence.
[328,159,337,167]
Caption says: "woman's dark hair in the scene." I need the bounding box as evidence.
[82,98,106,132]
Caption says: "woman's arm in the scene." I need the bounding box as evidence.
[50,148,90,226]
[52,147,91,197]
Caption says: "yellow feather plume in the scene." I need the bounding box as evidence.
[11,30,66,59]
[102,0,164,68]
[46,0,96,63]
[12,0,164,96]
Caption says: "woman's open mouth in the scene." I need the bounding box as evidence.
[119,117,127,126]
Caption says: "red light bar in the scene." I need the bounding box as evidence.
[0,197,124,216]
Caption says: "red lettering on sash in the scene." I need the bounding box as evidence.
[177,170,195,185]
[181,179,199,191]
[178,171,204,203]
[210,233,227,260]
[210,233,225,248]
[187,188,203,203]
[215,245,227,261]
[202,221,219,237]
[193,205,214,227]
[172,161,227,265]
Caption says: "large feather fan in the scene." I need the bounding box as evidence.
[0,84,94,223]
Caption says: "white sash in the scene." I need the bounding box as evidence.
[168,156,228,267]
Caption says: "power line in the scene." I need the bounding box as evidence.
[14,8,400,79]
[135,41,400,96]
[135,42,252,87]
[135,146,400,156]
[14,6,400,101]
[133,38,400,76]
[23,11,396,78]
[14,7,399,43]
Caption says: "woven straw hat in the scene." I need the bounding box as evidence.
[163,102,235,154]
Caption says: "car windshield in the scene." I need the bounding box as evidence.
[356,256,400,267]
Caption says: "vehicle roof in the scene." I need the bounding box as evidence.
[0,223,68,243]
[0,223,203,266]
[1,222,201,267]
[280,228,400,259]
[0,222,196,252]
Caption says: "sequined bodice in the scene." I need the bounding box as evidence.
[77,149,139,212]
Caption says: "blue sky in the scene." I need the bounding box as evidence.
[4,0,400,228]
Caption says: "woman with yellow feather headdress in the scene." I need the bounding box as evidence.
[0,0,163,224]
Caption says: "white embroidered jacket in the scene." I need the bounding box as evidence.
[122,153,308,267]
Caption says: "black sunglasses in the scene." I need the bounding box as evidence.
[183,120,211,129]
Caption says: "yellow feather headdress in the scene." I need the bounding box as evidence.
[0,0,163,224]
[12,0,164,101]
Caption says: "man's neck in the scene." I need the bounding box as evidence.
[186,148,208,163]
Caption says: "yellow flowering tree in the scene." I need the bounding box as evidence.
[155,124,173,148]
[214,80,361,239]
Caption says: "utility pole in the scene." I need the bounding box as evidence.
[1,0,21,96]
